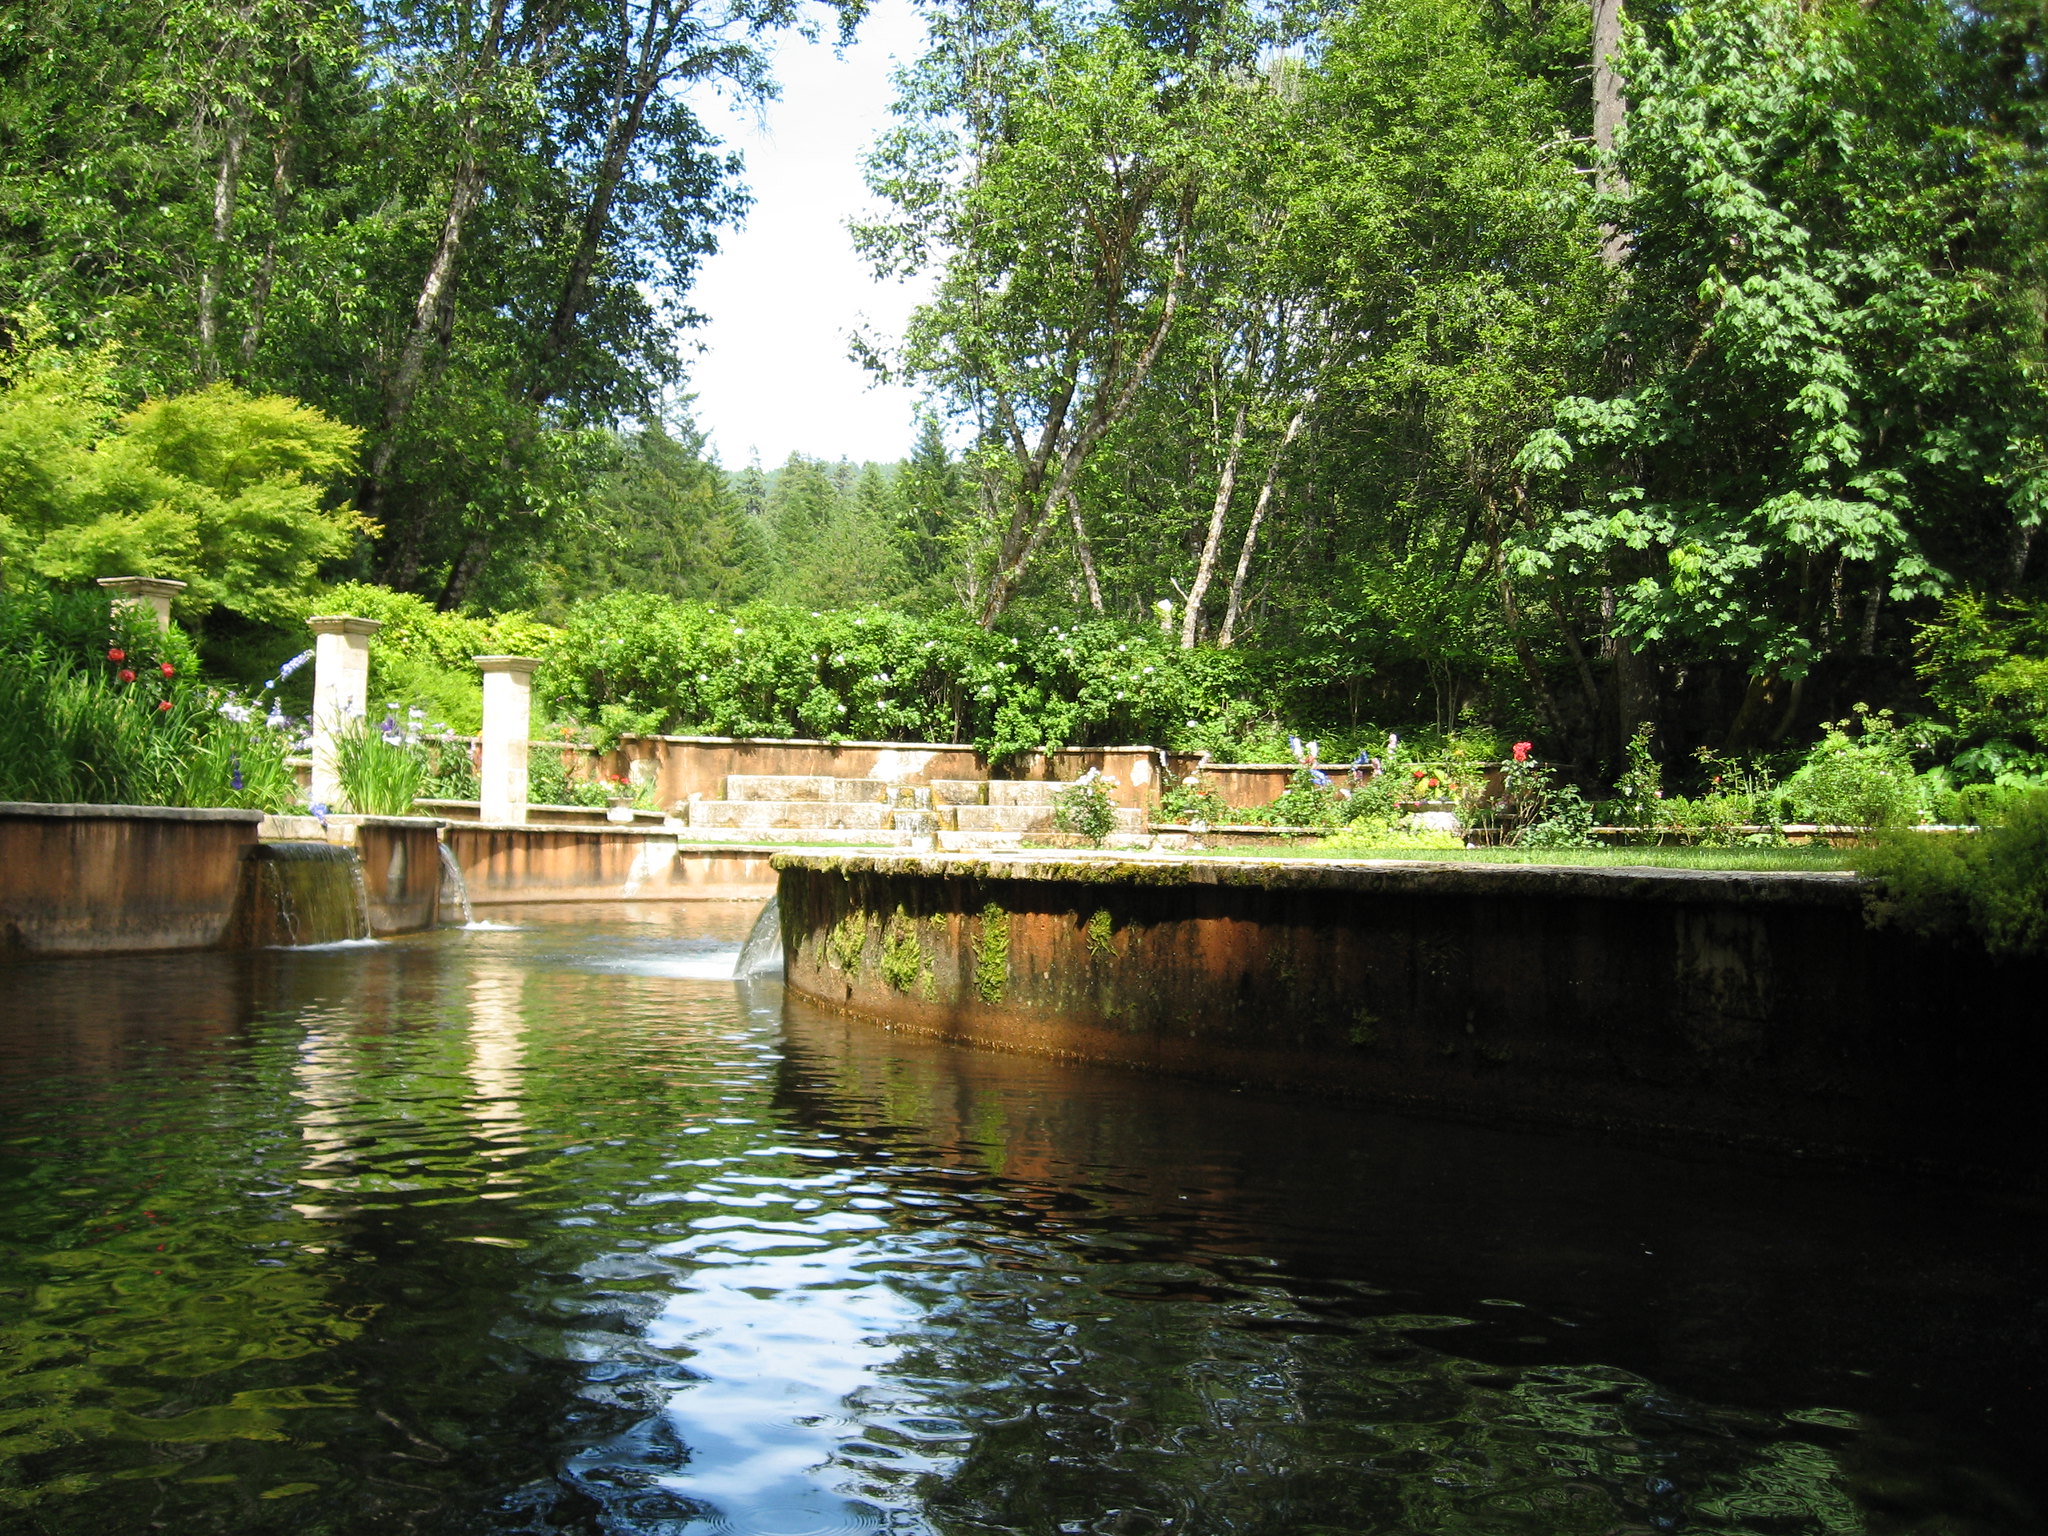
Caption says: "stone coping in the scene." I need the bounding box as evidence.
[771,848,1866,907]
[0,801,264,823]
[615,733,1161,753]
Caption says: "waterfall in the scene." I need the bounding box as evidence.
[735,895,783,978]
[235,842,372,946]
[437,841,475,926]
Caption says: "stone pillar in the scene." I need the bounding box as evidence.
[97,577,187,634]
[306,616,382,810]
[476,656,539,824]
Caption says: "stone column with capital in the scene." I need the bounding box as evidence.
[98,577,187,635]
[306,616,383,810]
[476,656,539,824]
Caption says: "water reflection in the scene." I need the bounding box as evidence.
[0,905,2039,1535]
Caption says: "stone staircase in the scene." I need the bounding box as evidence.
[673,774,1149,850]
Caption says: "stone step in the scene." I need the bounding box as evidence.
[927,779,990,806]
[953,804,1147,834]
[987,780,1062,807]
[670,825,907,846]
[722,774,890,803]
[687,801,894,831]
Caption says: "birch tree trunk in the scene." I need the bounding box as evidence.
[1180,401,1248,647]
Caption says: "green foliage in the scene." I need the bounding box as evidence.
[1780,706,1931,829]
[545,419,768,612]
[542,594,1299,757]
[1914,593,2048,783]
[1051,773,1118,844]
[1859,794,2048,957]
[307,583,561,735]
[1085,908,1114,958]
[1317,822,1465,852]
[526,743,612,809]
[1517,786,1597,849]
[0,332,366,622]
[1512,0,2046,688]
[1608,725,1665,834]
[0,587,296,808]
[331,714,426,817]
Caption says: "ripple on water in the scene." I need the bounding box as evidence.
[0,908,2040,1535]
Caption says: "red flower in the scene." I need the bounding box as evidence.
[160,662,175,678]
[1511,741,1533,762]
[1426,775,1440,789]
[118,668,136,683]
[1411,767,1426,779]
[108,648,125,662]
[157,699,172,712]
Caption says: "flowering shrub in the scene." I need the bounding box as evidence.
[1052,769,1119,844]
[1156,778,1229,825]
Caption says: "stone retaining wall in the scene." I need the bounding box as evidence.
[0,802,263,955]
[775,851,2048,1183]
[445,823,777,903]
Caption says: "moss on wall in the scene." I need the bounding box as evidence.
[974,901,1009,1004]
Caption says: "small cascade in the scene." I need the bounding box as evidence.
[234,842,372,947]
[437,841,475,926]
[734,895,783,978]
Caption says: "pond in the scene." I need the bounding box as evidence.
[0,904,2040,1534]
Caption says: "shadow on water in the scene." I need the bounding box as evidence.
[0,903,2039,1536]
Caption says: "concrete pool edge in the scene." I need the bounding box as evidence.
[773,849,2048,1186]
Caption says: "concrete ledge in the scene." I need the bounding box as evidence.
[0,800,263,823]
[774,850,2044,1185]
[772,850,1865,908]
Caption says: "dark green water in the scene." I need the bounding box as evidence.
[0,904,2041,1535]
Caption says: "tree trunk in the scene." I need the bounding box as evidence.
[196,117,247,380]
[1218,407,1305,647]
[240,72,304,373]
[1180,402,1248,647]
[1591,0,1629,266]
[1066,492,1105,612]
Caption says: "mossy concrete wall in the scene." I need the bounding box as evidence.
[775,851,2048,1183]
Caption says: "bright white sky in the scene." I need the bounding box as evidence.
[680,0,937,470]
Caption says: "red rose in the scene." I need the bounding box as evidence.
[1511,741,1533,762]
[157,699,172,712]
[160,662,175,678]
[118,668,136,683]
[108,648,125,662]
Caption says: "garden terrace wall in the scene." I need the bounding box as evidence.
[601,736,1171,809]
[445,823,776,903]
[774,851,2048,1185]
[0,802,262,956]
